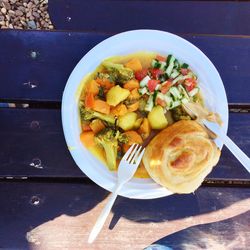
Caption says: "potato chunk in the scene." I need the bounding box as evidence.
[148,106,168,129]
[106,85,130,106]
[118,112,137,131]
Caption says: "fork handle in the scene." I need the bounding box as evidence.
[88,185,121,244]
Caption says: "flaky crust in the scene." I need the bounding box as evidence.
[143,120,220,194]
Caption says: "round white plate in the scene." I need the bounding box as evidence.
[61,30,228,199]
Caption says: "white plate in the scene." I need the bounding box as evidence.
[61,30,228,199]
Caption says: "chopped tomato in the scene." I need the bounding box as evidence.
[135,69,148,81]
[161,81,172,94]
[180,68,188,75]
[148,79,160,92]
[156,97,166,107]
[184,78,196,92]
[150,68,163,79]
[85,92,95,108]
[156,55,166,62]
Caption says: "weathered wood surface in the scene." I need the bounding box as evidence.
[1,2,250,248]
[1,30,250,104]
[0,181,249,249]
[0,108,249,180]
[49,0,250,36]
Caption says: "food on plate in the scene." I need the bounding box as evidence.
[79,52,220,180]
[143,120,221,194]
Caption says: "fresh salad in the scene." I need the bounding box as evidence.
[79,53,202,177]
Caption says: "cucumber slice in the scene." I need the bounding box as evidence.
[169,100,181,109]
[166,56,175,76]
[145,95,154,112]
[156,92,165,102]
[138,87,149,95]
[171,69,180,79]
[140,75,151,87]
[181,63,189,69]
[159,73,169,82]
[172,74,190,84]
[151,59,161,69]
[181,97,189,104]
[155,84,161,90]
[159,61,167,70]
[169,86,182,100]
[166,54,172,66]
[164,95,173,110]
[188,87,199,97]
[178,84,190,100]
[152,90,159,104]
[174,59,180,70]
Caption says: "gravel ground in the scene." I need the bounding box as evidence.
[0,0,54,29]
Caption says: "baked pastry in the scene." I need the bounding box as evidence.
[143,120,220,194]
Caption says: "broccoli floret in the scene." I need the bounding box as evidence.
[95,129,128,170]
[96,72,111,81]
[172,106,191,121]
[79,105,115,124]
[102,61,134,84]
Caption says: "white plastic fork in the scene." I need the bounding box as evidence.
[182,103,250,173]
[88,144,145,244]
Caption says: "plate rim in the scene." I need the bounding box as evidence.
[61,29,229,199]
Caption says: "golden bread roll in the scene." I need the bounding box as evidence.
[143,120,220,194]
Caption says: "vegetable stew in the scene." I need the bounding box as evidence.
[79,52,202,178]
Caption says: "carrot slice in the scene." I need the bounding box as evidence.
[93,99,110,114]
[80,131,95,148]
[89,119,105,134]
[86,80,99,96]
[123,130,143,152]
[81,123,92,132]
[127,101,139,112]
[85,92,95,108]
[95,78,114,90]
[125,58,142,71]
[110,103,128,116]
[123,80,140,91]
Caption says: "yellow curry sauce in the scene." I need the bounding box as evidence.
[78,52,201,178]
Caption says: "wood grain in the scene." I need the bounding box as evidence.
[0,108,249,180]
[0,181,249,249]
[0,30,250,103]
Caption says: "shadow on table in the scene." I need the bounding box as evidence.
[110,187,249,228]
[0,181,249,249]
[0,180,108,249]
[144,211,250,250]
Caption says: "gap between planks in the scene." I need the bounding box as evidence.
[0,176,249,188]
[0,102,250,112]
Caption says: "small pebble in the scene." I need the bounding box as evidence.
[15,10,23,16]
[3,2,11,10]
[27,20,36,29]
[32,12,40,18]
[1,8,7,14]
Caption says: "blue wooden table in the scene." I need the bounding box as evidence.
[0,1,249,249]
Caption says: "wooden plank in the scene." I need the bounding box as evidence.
[0,108,249,180]
[0,108,83,178]
[0,30,250,104]
[49,0,250,36]
[0,181,249,249]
